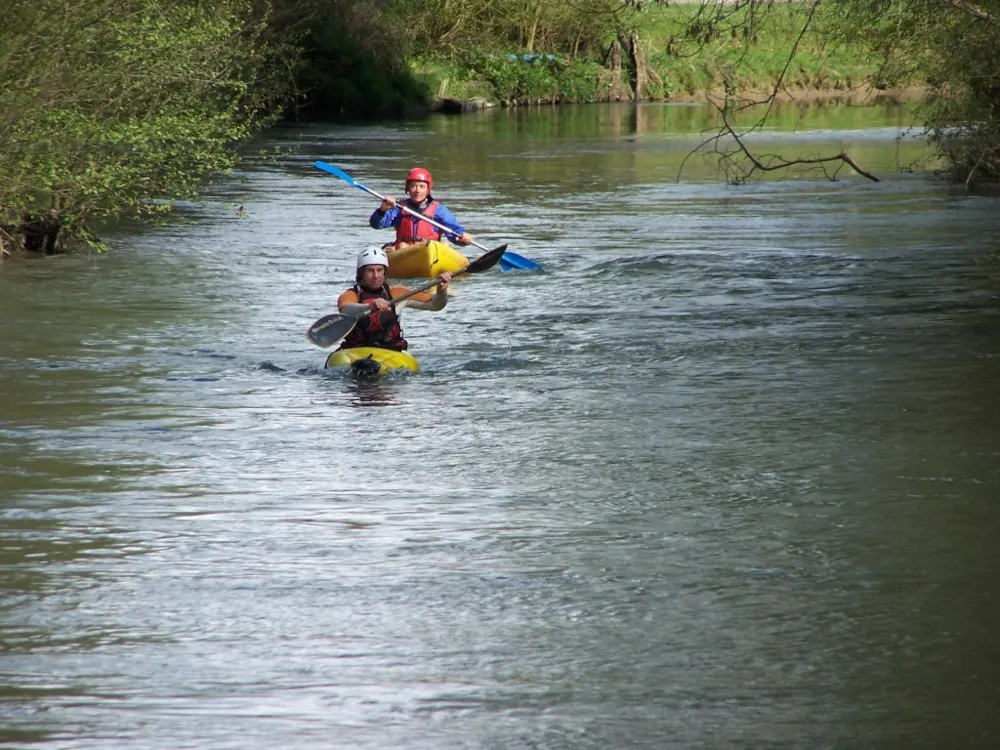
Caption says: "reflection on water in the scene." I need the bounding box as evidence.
[2,103,999,749]
[342,378,403,408]
[426,99,920,140]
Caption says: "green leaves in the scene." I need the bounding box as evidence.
[821,0,1000,184]
[0,0,295,250]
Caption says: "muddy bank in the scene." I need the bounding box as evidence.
[432,85,926,114]
[668,84,926,105]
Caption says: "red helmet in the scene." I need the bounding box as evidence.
[405,167,433,191]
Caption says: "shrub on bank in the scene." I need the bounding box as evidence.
[406,4,877,107]
[413,53,605,105]
[556,60,606,102]
[296,23,431,119]
[467,53,560,104]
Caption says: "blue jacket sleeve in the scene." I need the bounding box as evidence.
[431,204,466,240]
[369,206,401,230]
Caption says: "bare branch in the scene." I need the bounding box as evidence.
[714,99,880,182]
[938,0,995,23]
[675,1,879,184]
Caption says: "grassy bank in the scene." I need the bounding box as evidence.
[408,3,895,107]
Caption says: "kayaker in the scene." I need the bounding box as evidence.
[337,246,452,351]
[368,167,473,248]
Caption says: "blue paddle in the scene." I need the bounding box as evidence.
[314,161,543,271]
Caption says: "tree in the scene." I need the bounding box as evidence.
[678,0,1000,186]
[830,0,1000,185]
[0,0,297,254]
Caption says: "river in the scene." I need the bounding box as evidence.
[2,102,999,749]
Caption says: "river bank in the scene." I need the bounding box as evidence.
[431,84,927,115]
[395,2,893,114]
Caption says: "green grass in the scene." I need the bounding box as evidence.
[638,3,879,96]
[408,3,890,105]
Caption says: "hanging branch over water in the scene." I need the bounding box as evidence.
[707,98,880,183]
[678,0,879,184]
[941,0,995,23]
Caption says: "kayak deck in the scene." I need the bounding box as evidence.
[325,346,419,376]
[386,240,469,278]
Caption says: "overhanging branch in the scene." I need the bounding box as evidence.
[680,96,880,183]
[939,0,995,23]
[719,102,880,182]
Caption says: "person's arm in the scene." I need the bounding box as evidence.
[391,273,451,312]
[369,203,401,230]
[338,288,391,317]
[337,288,366,316]
[431,204,472,245]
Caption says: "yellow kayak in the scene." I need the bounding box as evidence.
[386,240,470,279]
[324,346,419,376]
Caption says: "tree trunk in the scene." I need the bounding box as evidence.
[629,31,648,102]
[603,40,632,102]
[525,3,543,53]
[1,227,14,260]
[616,29,650,102]
[20,212,64,254]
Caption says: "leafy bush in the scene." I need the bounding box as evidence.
[0,0,294,253]
[297,21,430,119]
[456,52,606,103]
[555,60,604,102]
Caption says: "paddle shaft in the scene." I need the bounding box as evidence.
[306,243,506,348]
[306,279,443,349]
[387,273,450,307]
[314,161,542,270]
[358,184,494,253]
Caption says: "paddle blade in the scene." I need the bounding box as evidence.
[314,161,356,186]
[307,312,360,349]
[465,244,508,274]
[499,250,543,271]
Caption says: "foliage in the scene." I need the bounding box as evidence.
[468,53,556,102]
[409,56,494,101]
[640,2,873,97]
[820,0,1000,185]
[392,1,887,107]
[413,52,604,104]
[557,60,606,102]
[672,0,1000,185]
[290,0,432,120]
[387,0,625,57]
[0,0,296,252]
[296,21,430,119]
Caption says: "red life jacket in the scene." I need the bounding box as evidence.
[395,200,441,245]
[340,283,407,351]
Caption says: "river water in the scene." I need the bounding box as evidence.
[2,102,999,749]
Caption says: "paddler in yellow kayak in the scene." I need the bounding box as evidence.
[368,167,473,248]
[336,246,451,352]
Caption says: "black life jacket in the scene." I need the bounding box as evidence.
[340,283,407,351]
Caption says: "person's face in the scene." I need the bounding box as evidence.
[360,264,386,289]
[406,180,430,203]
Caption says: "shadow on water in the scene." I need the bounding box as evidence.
[342,380,401,407]
[260,357,408,407]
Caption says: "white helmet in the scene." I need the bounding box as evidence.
[356,246,389,269]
